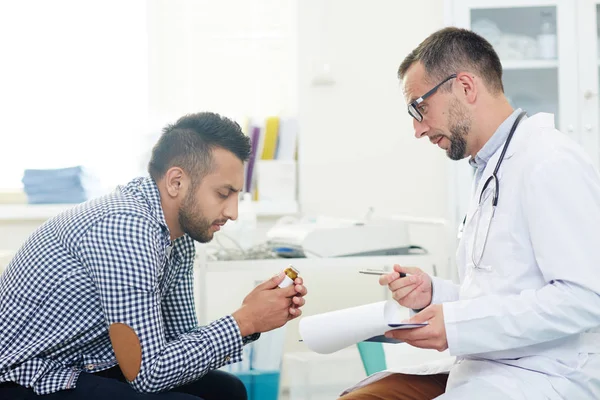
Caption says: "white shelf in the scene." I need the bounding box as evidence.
[0,201,299,222]
[0,204,73,221]
[501,59,558,70]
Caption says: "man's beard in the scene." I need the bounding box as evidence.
[445,99,471,161]
[178,191,214,243]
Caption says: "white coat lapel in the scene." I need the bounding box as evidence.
[462,147,503,231]
[460,113,555,235]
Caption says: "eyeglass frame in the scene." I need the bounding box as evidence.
[408,74,457,122]
[469,110,528,268]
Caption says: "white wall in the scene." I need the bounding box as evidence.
[147,0,297,121]
[297,0,453,276]
[146,0,453,231]
[298,0,446,217]
[0,0,148,190]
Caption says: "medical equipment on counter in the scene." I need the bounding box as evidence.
[266,216,420,258]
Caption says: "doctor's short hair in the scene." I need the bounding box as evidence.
[398,27,504,95]
[148,112,251,184]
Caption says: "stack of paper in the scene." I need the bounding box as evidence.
[299,300,426,354]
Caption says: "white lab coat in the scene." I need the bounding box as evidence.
[342,113,600,399]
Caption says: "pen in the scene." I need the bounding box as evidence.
[358,269,406,278]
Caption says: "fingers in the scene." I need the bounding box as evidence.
[280,284,298,297]
[295,283,307,297]
[292,296,305,307]
[389,274,422,292]
[407,305,435,324]
[280,282,307,298]
[288,307,302,319]
[391,283,420,302]
[259,272,286,290]
[383,305,444,350]
[379,265,422,286]
[384,325,430,341]
[388,275,424,302]
[379,271,402,286]
[393,265,422,275]
[292,277,307,296]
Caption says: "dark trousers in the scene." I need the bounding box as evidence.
[0,366,247,400]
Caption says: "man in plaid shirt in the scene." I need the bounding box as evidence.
[0,112,307,399]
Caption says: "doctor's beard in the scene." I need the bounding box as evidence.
[445,98,472,160]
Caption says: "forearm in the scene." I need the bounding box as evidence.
[131,316,245,392]
[444,280,600,356]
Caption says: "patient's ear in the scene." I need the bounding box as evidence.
[109,323,142,381]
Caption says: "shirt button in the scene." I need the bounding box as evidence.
[86,364,95,370]
[225,356,231,362]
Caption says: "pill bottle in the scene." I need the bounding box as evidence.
[278,265,300,288]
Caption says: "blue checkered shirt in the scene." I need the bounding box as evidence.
[0,177,257,394]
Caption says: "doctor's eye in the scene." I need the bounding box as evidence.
[217,192,229,199]
[418,104,427,114]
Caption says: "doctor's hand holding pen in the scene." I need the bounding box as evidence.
[378,265,448,352]
[379,264,433,310]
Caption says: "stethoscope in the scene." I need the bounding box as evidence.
[459,110,527,267]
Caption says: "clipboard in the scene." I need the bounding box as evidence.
[363,323,427,344]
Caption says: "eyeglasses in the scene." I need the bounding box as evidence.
[408,74,457,122]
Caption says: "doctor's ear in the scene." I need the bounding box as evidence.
[456,73,477,104]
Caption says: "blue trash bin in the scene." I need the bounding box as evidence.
[234,370,280,400]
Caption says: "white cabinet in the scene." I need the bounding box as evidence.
[447,0,600,169]
[577,0,600,170]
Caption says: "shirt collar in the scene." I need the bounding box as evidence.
[137,176,171,239]
[139,177,198,260]
[469,108,523,170]
[137,177,196,256]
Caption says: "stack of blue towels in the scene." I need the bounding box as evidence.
[22,166,89,204]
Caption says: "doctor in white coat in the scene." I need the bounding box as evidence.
[341,27,600,400]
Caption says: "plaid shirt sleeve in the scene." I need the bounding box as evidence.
[161,262,199,341]
[79,213,245,393]
[162,247,260,345]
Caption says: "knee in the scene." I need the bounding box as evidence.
[218,372,248,400]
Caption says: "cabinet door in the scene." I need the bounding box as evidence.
[450,1,579,141]
[577,0,600,169]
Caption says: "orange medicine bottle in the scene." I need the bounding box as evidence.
[278,265,300,288]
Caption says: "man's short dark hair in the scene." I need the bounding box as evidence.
[398,27,504,94]
[148,112,251,184]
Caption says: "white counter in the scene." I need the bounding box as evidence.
[0,204,73,221]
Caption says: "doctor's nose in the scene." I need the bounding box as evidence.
[413,118,429,139]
